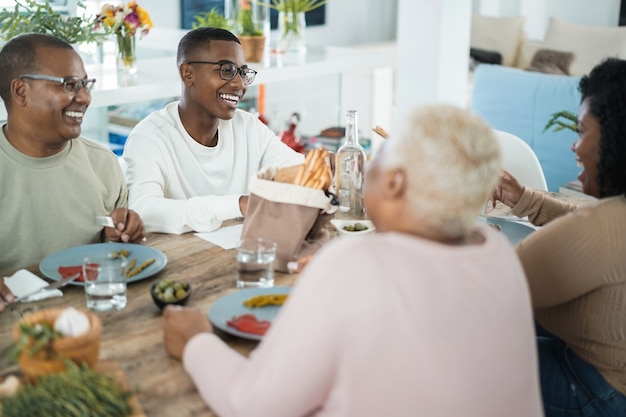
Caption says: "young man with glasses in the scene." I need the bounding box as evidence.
[122,28,304,234]
[0,33,145,281]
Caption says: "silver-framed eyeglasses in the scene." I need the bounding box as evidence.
[186,61,257,85]
[19,74,96,95]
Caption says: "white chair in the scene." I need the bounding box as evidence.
[493,130,548,191]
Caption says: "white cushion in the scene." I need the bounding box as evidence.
[471,14,526,67]
[543,17,626,76]
[515,37,542,69]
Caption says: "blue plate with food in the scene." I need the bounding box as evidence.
[208,287,291,341]
[486,217,536,245]
[39,243,167,285]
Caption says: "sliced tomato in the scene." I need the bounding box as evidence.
[57,264,98,282]
[226,314,271,336]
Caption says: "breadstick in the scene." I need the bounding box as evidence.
[294,151,316,185]
[372,125,389,139]
[127,258,136,275]
[292,164,306,186]
[300,152,321,185]
[127,258,155,278]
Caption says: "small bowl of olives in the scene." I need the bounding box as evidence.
[330,219,376,237]
[150,279,192,310]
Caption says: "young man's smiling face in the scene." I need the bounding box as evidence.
[184,40,249,121]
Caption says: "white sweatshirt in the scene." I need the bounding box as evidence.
[123,102,303,234]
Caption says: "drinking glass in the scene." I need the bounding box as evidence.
[236,238,277,288]
[83,253,128,312]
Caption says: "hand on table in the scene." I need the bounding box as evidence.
[104,208,145,243]
[163,306,213,360]
[287,254,315,274]
[0,280,15,312]
[491,169,525,209]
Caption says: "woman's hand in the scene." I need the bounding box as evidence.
[492,170,525,208]
[163,306,213,360]
[287,254,314,274]
[104,208,145,243]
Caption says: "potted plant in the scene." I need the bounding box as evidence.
[192,3,266,63]
[191,7,235,31]
[237,0,266,62]
[0,0,110,45]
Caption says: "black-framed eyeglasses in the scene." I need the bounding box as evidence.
[19,74,96,95]
[186,61,257,85]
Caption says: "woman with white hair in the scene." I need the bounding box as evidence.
[162,104,544,417]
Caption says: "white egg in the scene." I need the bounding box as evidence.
[54,307,91,337]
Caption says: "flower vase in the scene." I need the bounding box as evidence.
[116,34,137,76]
[277,11,307,57]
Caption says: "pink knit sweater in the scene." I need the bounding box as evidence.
[184,228,543,417]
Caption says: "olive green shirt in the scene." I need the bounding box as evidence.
[0,133,127,274]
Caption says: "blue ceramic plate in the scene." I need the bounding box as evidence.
[39,243,167,285]
[208,286,291,341]
[487,217,536,245]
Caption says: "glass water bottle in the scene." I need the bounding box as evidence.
[335,110,366,216]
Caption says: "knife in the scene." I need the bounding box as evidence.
[10,273,81,304]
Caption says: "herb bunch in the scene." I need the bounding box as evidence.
[1,362,133,417]
[9,322,63,362]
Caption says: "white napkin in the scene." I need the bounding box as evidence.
[4,270,63,302]
[194,224,243,249]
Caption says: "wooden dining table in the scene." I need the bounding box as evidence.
[0,228,298,417]
[0,192,592,415]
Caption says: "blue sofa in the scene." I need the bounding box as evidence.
[471,64,582,191]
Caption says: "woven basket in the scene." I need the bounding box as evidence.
[239,35,266,63]
[12,308,102,380]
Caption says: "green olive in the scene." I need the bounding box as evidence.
[154,280,190,302]
[342,222,368,232]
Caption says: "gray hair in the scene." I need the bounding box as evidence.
[380,104,501,238]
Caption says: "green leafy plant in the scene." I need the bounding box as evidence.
[543,110,579,133]
[261,0,328,13]
[0,0,111,44]
[239,0,264,37]
[191,7,234,31]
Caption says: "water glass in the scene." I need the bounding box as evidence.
[83,253,128,312]
[236,238,277,289]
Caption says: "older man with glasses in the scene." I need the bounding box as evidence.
[0,33,145,282]
[122,27,304,234]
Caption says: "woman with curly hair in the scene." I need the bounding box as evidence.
[493,58,626,416]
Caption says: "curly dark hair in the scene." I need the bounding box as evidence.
[579,58,626,197]
[176,27,240,66]
[0,33,72,107]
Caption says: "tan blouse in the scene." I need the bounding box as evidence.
[512,189,626,394]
